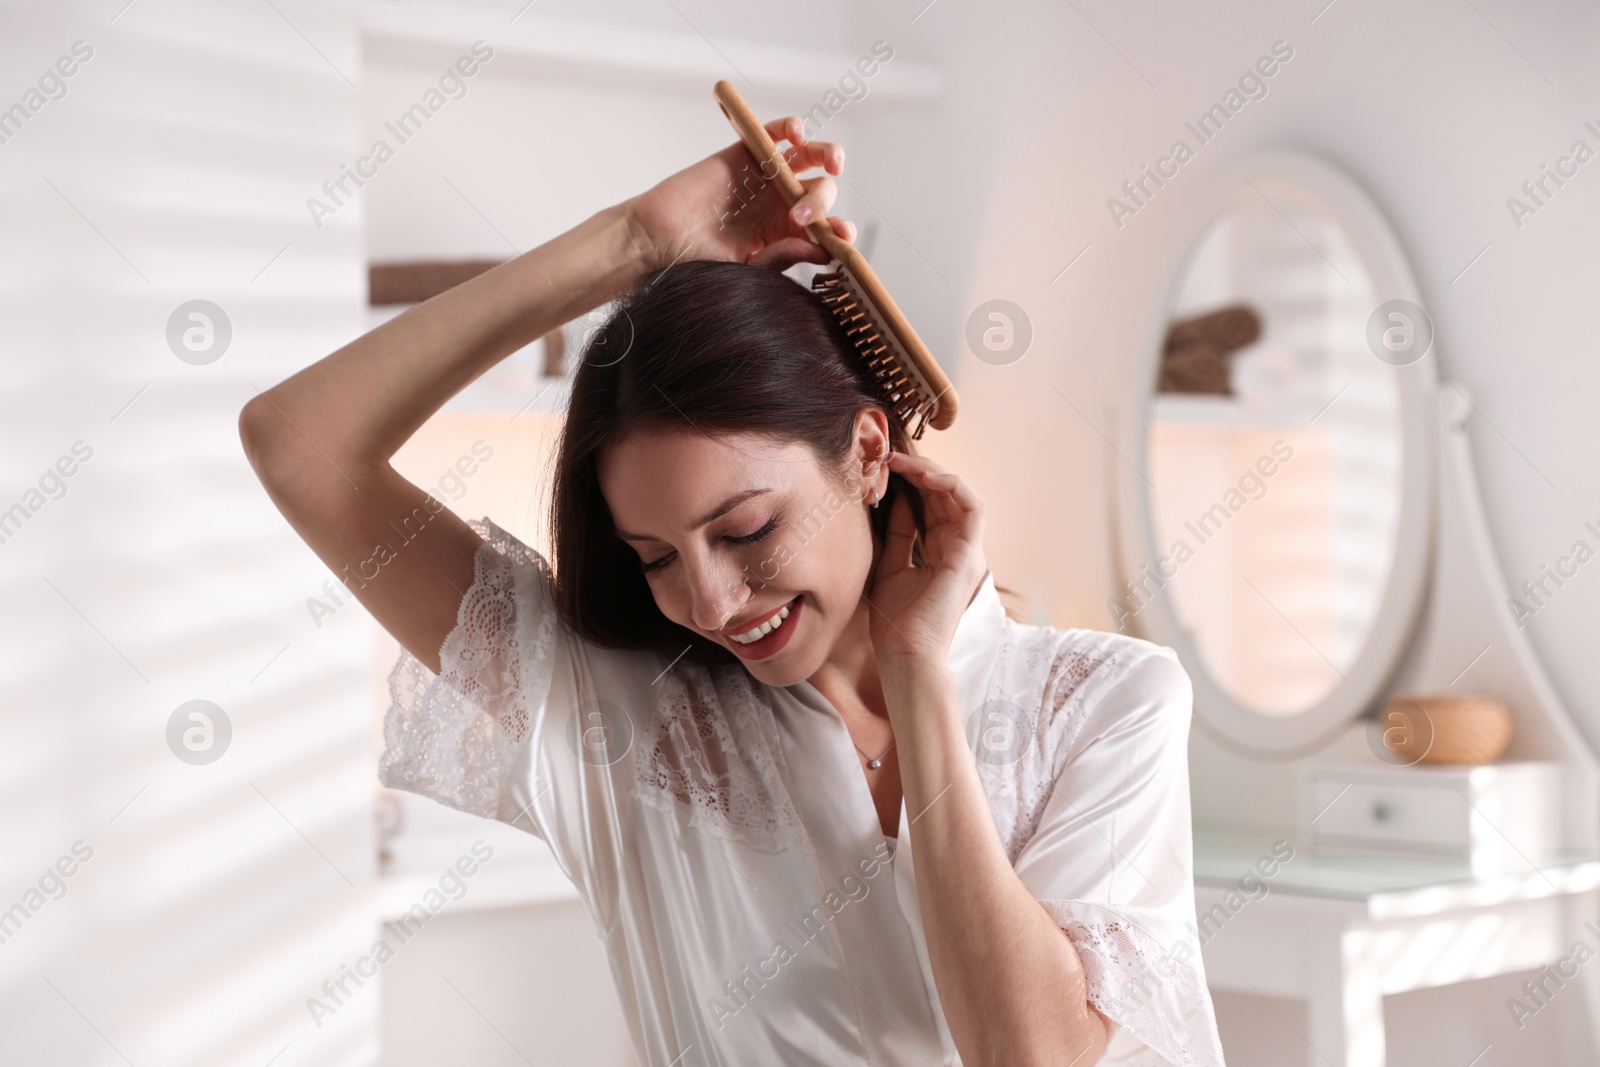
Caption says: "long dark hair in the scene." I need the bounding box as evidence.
[547,260,928,667]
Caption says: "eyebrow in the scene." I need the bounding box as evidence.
[613,487,773,543]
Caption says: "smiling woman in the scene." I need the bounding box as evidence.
[552,259,927,684]
[240,104,1223,1067]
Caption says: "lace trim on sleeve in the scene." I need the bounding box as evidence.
[379,517,557,820]
[1038,899,1225,1067]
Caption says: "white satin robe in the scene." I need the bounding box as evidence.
[380,518,1225,1066]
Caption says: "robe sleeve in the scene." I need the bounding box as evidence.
[1010,645,1226,1067]
[379,516,565,847]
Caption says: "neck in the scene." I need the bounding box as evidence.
[808,597,889,720]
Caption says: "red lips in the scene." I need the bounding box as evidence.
[723,594,803,661]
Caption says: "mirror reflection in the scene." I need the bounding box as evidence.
[1144,188,1403,717]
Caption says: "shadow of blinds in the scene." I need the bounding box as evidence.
[0,2,379,1065]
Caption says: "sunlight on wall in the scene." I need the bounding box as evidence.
[0,2,377,1064]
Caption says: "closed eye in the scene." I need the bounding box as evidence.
[726,515,779,545]
[638,515,779,574]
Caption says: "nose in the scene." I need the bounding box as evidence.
[685,555,752,633]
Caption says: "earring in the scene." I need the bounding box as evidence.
[870,486,880,508]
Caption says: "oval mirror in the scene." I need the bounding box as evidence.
[1119,151,1437,755]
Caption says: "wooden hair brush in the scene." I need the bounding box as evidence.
[713,80,957,438]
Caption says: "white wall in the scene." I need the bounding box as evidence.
[0,1,376,1065]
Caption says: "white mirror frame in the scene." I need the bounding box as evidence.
[1116,149,1438,756]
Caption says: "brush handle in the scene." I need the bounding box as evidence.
[711,79,958,431]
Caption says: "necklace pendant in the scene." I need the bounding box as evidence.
[867,758,882,769]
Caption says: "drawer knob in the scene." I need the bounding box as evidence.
[1371,801,1393,823]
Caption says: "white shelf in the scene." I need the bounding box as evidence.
[378,858,579,919]
[362,0,944,99]
[376,795,580,918]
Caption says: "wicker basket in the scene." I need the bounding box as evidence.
[1381,692,1514,765]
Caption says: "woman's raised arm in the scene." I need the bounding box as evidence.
[238,116,852,673]
[238,206,648,673]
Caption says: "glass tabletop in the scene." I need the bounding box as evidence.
[1192,823,1600,900]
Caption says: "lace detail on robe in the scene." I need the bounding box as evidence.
[379,517,556,819]
[1038,899,1223,1067]
[975,624,1139,864]
[631,662,811,855]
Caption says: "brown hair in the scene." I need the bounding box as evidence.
[547,260,929,666]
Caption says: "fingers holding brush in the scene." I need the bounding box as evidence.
[760,113,848,230]
[763,116,845,176]
[744,217,854,271]
[784,139,845,178]
[745,169,855,270]
[728,110,854,269]
[788,173,838,227]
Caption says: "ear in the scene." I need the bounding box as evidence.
[851,406,893,499]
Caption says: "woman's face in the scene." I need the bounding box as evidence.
[598,414,890,687]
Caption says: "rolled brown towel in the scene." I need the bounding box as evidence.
[1158,304,1263,395]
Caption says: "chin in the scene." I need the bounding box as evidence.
[739,650,816,689]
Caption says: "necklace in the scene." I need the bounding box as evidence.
[852,736,895,770]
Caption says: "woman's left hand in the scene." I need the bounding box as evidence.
[867,451,988,671]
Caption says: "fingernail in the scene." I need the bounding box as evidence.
[793,205,812,224]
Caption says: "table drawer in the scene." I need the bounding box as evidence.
[1300,761,1561,876]
[1310,780,1468,850]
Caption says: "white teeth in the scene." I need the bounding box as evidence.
[730,602,792,644]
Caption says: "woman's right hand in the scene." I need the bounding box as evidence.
[625,115,858,275]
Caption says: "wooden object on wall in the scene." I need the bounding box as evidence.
[1158,304,1262,395]
[369,259,503,305]
[542,325,566,376]
[369,258,567,377]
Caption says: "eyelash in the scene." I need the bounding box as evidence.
[729,515,781,546]
[639,515,779,574]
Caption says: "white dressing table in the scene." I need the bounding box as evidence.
[1194,826,1600,1067]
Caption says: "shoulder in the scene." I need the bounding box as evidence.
[974,623,1193,863]
[999,618,1188,702]
[997,619,1192,745]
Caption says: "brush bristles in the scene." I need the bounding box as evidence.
[812,268,938,440]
